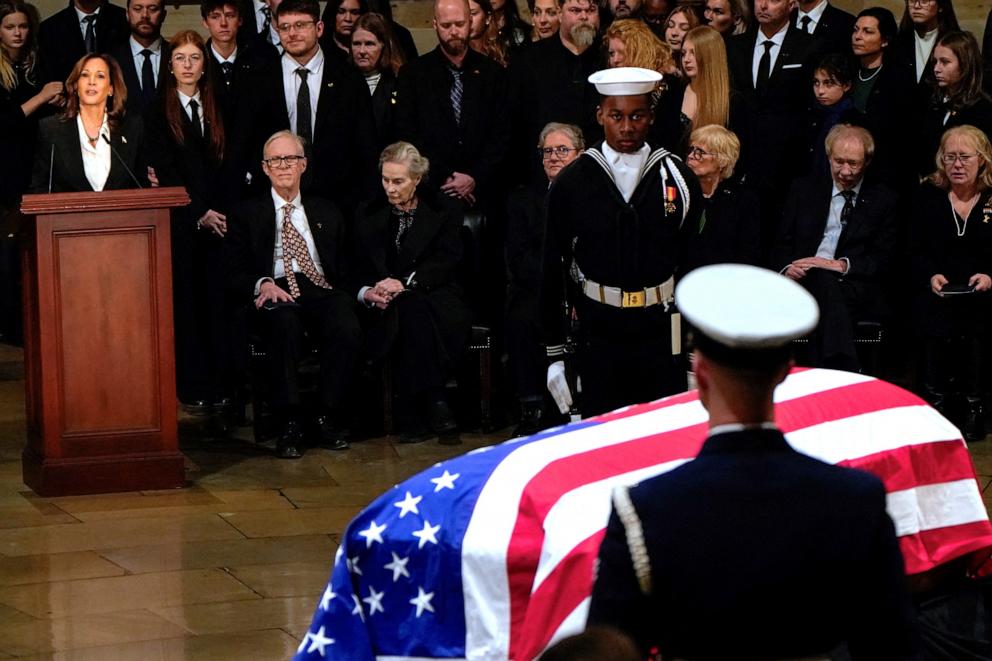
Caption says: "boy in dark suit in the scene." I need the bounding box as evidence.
[38,0,129,84]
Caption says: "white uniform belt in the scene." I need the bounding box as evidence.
[580,276,675,309]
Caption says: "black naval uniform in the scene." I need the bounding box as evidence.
[541,142,701,417]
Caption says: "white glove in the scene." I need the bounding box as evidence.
[546,360,573,414]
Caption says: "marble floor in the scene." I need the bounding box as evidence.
[0,345,506,659]
[1,343,992,659]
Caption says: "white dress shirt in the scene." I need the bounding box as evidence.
[602,142,650,203]
[795,0,827,34]
[364,71,381,96]
[129,36,163,91]
[815,180,862,266]
[270,190,324,279]
[74,5,100,40]
[914,29,939,83]
[281,49,323,139]
[177,90,204,133]
[751,23,789,87]
[77,114,111,192]
[211,44,238,66]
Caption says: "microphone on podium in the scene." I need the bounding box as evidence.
[102,133,144,189]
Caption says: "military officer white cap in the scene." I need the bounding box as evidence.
[588,67,663,96]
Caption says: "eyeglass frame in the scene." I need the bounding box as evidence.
[941,152,979,166]
[275,19,317,33]
[171,53,204,65]
[263,154,307,168]
[538,145,578,159]
[907,0,936,7]
[686,145,716,160]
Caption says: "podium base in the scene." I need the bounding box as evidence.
[22,447,186,496]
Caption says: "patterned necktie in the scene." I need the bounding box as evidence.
[756,40,773,92]
[220,61,234,87]
[800,15,812,34]
[281,203,331,298]
[840,189,856,226]
[260,5,271,36]
[296,68,313,146]
[82,14,96,53]
[449,67,463,126]
[140,49,155,103]
[188,99,202,139]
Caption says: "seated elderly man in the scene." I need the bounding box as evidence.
[505,122,584,437]
[225,130,361,458]
[771,123,897,372]
[352,142,472,445]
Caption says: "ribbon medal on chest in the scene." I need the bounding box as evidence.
[664,184,678,215]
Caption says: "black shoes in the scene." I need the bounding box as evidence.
[181,399,211,416]
[512,402,546,438]
[429,399,461,445]
[317,415,350,451]
[276,420,304,459]
[964,398,986,443]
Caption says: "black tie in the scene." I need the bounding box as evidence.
[140,49,155,103]
[296,68,313,146]
[82,14,96,53]
[220,61,234,87]
[260,5,271,35]
[188,99,202,139]
[756,40,773,93]
[840,190,856,226]
[800,15,812,34]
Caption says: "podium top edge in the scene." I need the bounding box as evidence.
[20,187,191,215]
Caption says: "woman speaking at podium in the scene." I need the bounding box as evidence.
[29,53,144,193]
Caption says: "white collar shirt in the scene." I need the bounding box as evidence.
[602,142,650,203]
[74,5,101,40]
[271,189,324,279]
[281,49,323,140]
[816,180,862,259]
[914,28,939,83]
[77,114,111,192]
[796,0,827,33]
[177,90,204,133]
[130,36,163,90]
[211,44,238,65]
[752,23,789,87]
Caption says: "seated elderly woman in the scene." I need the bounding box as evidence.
[912,124,992,442]
[354,141,471,445]
[681,124,759,275]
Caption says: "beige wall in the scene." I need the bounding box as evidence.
[26,0,992,52]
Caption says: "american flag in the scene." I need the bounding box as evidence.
[293,368,992,661]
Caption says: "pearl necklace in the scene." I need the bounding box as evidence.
[858,64,883,82]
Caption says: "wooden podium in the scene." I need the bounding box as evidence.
[20,188,190,496]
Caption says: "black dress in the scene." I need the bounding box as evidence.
[682,181,761,275]
[0,64,43,207]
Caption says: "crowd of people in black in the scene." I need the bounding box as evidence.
[3,0,992,456]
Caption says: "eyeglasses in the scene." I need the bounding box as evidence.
[276,20,316,33]
[538,146,577,159]
[908,0,935,7]
[263,155,306,168]
[172,53,203,65]
[942,152,978,165]
[686,146,715,160]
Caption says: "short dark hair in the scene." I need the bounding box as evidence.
[855,7,898,57]
[276,0,320,21]
[814,52,853,88]
[199,0,240,19]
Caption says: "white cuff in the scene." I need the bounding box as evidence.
[254,277,273,297]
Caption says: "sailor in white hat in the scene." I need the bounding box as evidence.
[586,263,920,660]
[542,67,702,418]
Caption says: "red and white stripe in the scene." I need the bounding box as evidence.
[460,369,992,661]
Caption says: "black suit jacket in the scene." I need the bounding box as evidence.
[772,175,898,284]
[793,3,854,55]
[111,39,170,116]
[394,47,509,198]
[29,112,145,193]
[206,38,279,128]
[727,26,820,191]
[38,0,129,84]
[683,182,761,275]
[233,52,378,217]
[368,71,398,151]
[589,428,919,659]
[224,193,354,302]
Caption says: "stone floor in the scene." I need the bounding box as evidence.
[0,344,507,659]
[1,342,992,659]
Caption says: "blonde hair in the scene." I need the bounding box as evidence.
[604,19,674,75]
[928,125,992,191]
[380,141,430,179]
[0,1,39,92]
[824,124,874,164]
[684,26,728,130]
[690,124,739,180]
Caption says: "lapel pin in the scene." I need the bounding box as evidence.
[317,222,323,229]
[121,136,127,144]
[327,82,334,88]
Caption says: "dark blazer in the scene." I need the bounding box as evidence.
[394,47,509,198]
[984,9,992,95]
[772,174,898,286]
[233,52,378,216]
[727,26,820,192]
[29,112,145,193]
[224,193,353,302]
[368,70,398,151]
[856,60,919,194]
[38,0,129,84]
[111,39,170,116]
[793,3,854,55]
[0,69,44,205]
[588,428,920,659]
[682,181,761,275]
[206,38,279,127]
[917,94,992,178]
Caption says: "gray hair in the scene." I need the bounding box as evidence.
[538,122,586,150]
[263,130,306,156]
[379,141,430,179]
[825,124,875,165]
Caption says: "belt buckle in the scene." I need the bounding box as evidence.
[622,290,645,308]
